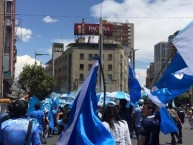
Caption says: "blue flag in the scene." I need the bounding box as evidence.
[160,107,178,134]
[144,88,178,134]
[27,95,41,115]
[53,97,60,110]
[56,61,115,145]
[155,52,193,91]
[42,98,55,129]
[145,53,193,134]
[128,64,141,104]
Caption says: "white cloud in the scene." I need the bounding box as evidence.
[135,68,147,86]
[90,0,193,85]
[15,55,41,78]
[42,16,58,23]
[16,27,32,42]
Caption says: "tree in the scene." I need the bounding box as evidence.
[18,63,55,100]
[175,91,191,107]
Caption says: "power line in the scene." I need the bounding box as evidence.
[14,13,193,19]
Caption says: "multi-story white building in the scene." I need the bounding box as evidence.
[46,43,128,93]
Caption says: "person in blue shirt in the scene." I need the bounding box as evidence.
[29,103,46,144]
[0,99,41,145]
[139,99,160,145]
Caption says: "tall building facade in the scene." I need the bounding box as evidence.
[145,63,155,89]
[0,0,4,98]
[103,20,135,67]
[103,20,134,48]
[0,0,16,98]
[145,32,180,88]
[154,42,168,83]
[46,43,128,93]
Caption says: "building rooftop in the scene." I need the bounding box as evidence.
[66,43,123,49]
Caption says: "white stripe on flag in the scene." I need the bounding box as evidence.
[144,87,165,108]
[173,20,193,74]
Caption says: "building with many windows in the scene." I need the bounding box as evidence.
[103,20,134,48]
[0,0,16,98]
[103,20,135,67]
[146,63,155,89]
[46,43,128,93]
[154,42,168,83]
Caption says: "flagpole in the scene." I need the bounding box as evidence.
[99,1,103,92]
[98,58,106,120]
[99,0,106,119]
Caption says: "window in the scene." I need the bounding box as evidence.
[88,54,93,60]
[80,53,84,60]
[80,64,84,70]
[88,64,92,70]
[79,74,84,80]
[6,1,12,13]
[107,74,112,81]
[108,64,112,71]
[108,54,112,60]
[94,54,98,58]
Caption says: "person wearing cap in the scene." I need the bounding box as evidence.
[139,99,160,145]
[0,99,41,145]
[102,102,132,145]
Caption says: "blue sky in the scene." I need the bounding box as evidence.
[15,0,193,85]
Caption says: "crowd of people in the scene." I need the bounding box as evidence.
[0,92,71,145]
[0,92,191,145]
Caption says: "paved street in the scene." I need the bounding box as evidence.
[46,119,193,145]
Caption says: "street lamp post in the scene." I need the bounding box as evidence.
[130,48,139,70]
[35,52,49,63]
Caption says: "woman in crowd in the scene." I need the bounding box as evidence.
[102,102,132,145]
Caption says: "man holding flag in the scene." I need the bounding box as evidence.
[143,19,193,142]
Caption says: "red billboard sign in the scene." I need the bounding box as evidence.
[74,23,113,36]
